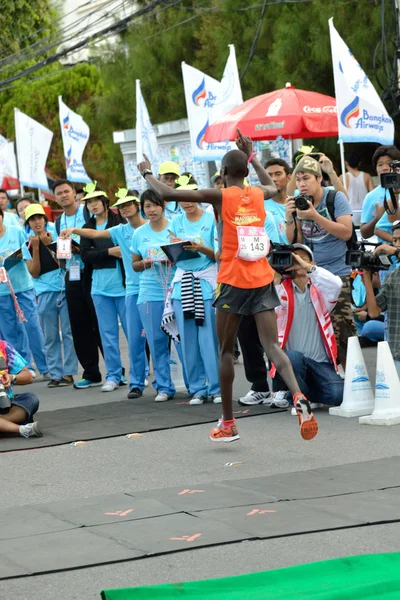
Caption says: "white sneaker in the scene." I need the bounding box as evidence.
[19,422,42,438]
[29,369,37,379]
[291,402,324,415]
[190,394,207,405]
[145,379,149,387]
[211,395,222,404]
[270,390,290,409]
[155,392,170,402]
[101,381,119,392]
[238,390,271,406]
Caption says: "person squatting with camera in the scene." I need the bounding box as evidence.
[0,340,42,438]
[284,156,356,370]
[270,244,344,408]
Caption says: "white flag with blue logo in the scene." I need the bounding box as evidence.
[14,109,53,190]
[182,45,243,161]
[58,97,91,183]
[329,18,394,145]
[136,79,159,170]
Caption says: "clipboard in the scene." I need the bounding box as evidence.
[3,248,24,271]
[160,240,200,263]
[28,241,60,275]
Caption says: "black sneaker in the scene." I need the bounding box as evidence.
[47,379,60,388]
[128,387,143,399]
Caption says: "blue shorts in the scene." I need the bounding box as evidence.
[0,392,39,424]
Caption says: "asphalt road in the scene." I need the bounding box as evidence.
[2,344,400,600]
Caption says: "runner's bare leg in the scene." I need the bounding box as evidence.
[216,310,242,421]
[254,310,301,396]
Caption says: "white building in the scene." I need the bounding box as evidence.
[53,0,138,64]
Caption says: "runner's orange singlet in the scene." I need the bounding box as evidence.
[218,186,274,289]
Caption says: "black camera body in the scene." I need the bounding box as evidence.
[345,247,392,272]
[380,172,400,189]
[295,194,314,211]
[269,244,294,274]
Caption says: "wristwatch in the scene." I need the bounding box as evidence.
[11,374,17,385]
[141,169,153,179]
[307,265,317,274]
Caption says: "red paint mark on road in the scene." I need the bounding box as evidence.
[170,534,202,542]
[178,489,205,495]
[247,508,276,516]
[104,509,134,517]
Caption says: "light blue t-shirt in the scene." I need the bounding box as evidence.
[361,186,389,225]
[52,205,87,270]
[3,212,20,228]
[0,226,33,296]
[131,221,176,304]
[300,188,352,276]
[376,212,396,236]
[264,210,280,244]
[32,267,65,296]
[90,221,125,298]
[109,222,140,297]
[170,210,217,301]
[264,199,288,244]
[164,202,182,219]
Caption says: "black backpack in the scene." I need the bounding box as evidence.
[55,204,91,235]
[325,189,358,250]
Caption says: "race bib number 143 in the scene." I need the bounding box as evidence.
[236,226,270,262]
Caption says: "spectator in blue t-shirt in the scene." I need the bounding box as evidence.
[264,158,292,244]
[285,156,356,368]
[0,339,42,438]
[360,145,400,240]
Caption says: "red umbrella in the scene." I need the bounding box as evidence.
[204,83,338,142]
[1,174,20,190]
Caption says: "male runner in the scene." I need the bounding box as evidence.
[137,135,318,443]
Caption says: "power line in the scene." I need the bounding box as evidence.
[240,0,268,82]
[0,0,177,89]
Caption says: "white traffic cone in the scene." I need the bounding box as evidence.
[359,341,400,426]
[329,336,374,418]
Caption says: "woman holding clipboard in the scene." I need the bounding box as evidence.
[131,190,187,402]
[169,177,221,405]
[25,204,77,388]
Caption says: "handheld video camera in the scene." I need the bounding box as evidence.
[268,244,295,274]
[295,194,314,211]
[380,160,400,215]
[345,241,392,272]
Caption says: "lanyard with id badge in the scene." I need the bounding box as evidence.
[57,237,81,281]
[236,226,270,261]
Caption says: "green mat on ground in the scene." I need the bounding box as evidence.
[101,553,400,599]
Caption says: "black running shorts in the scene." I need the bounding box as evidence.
[213,282,280,315]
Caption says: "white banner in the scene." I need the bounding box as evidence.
[329,18,394,145]
[59,96,91,183]
[0,135,8,184]
[136,79,159,171]
[182,45,243,161]
[14,109,53,189]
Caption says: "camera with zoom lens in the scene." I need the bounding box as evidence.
[380,160,400,189]
[268,244,294,274]
[295,194,314,211]
[345,247,392,272]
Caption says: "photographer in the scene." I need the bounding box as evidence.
[285,156,355,369]
[362,222,400,376]
[272,244,344,408]
[360,145,400,240]
[0,339,42,438]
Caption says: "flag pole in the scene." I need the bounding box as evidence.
[339,140,347,191]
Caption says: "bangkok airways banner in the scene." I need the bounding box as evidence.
[329,19,394,145]
[58,97,91,183]
[182,45,243,161]
[14,109,53,190]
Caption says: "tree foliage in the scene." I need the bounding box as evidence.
[0,0,55,56]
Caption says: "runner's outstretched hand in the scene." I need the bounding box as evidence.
[235,128,252,158]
